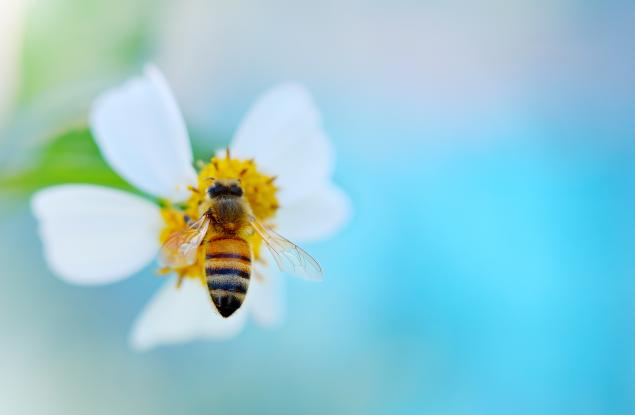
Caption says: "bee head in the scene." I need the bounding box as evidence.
[207,179,243,198]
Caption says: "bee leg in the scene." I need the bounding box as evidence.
[188,185,200,194]
[183,214,193,226]
[254,269,266,282]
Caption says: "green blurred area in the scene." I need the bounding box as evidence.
[18,0,154,104]
[0,128,135,194]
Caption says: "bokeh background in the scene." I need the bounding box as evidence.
[1,1,635,414]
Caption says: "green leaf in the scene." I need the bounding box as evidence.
[0,128,138,195]
[0,126,229,199]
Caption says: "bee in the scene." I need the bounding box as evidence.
[159,178,322,317]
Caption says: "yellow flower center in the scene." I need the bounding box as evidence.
[158,155,278,282]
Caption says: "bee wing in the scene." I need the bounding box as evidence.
[249,216,323,281]
[159,215,210,268]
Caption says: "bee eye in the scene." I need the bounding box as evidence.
[207,184,223,198]
[229,184,243,197]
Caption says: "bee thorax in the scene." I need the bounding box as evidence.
[211,197,247,227]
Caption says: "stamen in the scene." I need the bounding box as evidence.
[156,267,172,275]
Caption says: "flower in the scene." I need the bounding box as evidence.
[31,65,351,351]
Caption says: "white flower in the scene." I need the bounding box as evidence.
[31,65,351,351]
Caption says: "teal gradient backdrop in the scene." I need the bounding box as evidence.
[1,1,635,414]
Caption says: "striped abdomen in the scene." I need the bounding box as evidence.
[205,236,252,317]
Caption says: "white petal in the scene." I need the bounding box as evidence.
[31,185,162,285]
[90,64,197,201]
[130,277,247,351]
[249,263,285,327]
[229,83,335,205]
[275,183,352,243]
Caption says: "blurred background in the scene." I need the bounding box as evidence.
[1,0,635,414]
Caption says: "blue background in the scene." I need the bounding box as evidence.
[1,1,635,414]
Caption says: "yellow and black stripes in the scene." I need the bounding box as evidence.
[205,236,252,317]
[206,253,251,262]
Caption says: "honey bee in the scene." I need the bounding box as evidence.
[159,178,322,317]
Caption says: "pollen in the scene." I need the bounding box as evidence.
[196,155,279,221]
[158,154,279,282]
